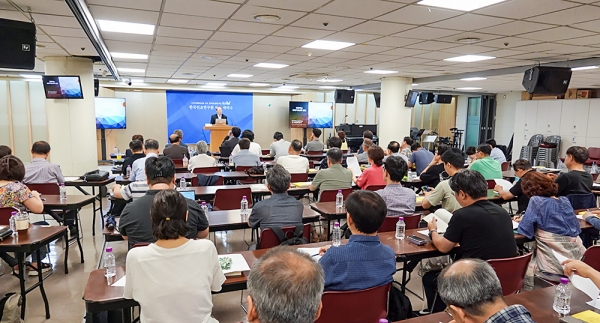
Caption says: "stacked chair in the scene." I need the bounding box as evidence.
[535,135,561,168]
[518,134,544,165]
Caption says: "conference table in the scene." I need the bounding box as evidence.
[115,171,251,185]
[207,205,320,232]
[64,177,115,236]
[184,183,314,200]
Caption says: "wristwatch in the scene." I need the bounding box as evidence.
[429,229,437,240]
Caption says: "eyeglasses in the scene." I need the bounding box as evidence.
[444,306,453,317]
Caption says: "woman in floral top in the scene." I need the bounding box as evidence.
[0,155,47,273]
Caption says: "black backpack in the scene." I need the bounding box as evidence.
[387,281,415,321]
[270,225,308,246]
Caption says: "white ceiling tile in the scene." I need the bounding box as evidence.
[344,21,414,36]
[571,19,600,32]
[219,20,283,35]
[164,0,241,18]
[379,47,428,57]
[259,36,312,47]
[33,15,82,29]
[442,45,500,55]
[102,33,154,43]
[152,44,197,52]
[154,37,206,47]
[38,26,87,38]
[273,27,335,39]
[430,14,512,31]
[106,40,153,53]
[476,21,555,37]
[285,48,332,57]
[245,44,296,53]
[322,32,382,44]
[393,26,462,40]
[245,0,331,12]
[324,51,371,59]
[210,31,265,43]
[157,27,214,40]
[406,41,460,51]
[315,0,405,19]
[292,14,365,31]
[10,0,72,16]
[478,49,528,58]
[518,27,595,42]
[474,0,574,19]
[345,44,395,54]
[160,13,224,30]
[229,5,307,25]
[365,36,420,47]
[86,0,162,10]
[557,35,600,46]
[376,5,461,25]
[272,54,314,62]
[477,37,542,49]
[195,48,240,56]
[151,51,194,58]
[89,5,159,24]
[526,5,600,25]
[203,41,253,50]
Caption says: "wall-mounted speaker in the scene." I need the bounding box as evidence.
[522,66,572,95]
[373,93,380,108]
[435,94,453,104]
[334,89,355,104]
[419,92,435,105]
[0,18,36,70]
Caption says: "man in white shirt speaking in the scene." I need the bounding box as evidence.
[277,139,309,174]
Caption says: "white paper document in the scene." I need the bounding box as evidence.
[64,176,80,182]
[512,221,519,230]
[417,229,430,236]
[346,156,362,177]
[218,254,251,275]
[494,179,513,192]
[422,209,452,233]
[297,247,323,262]
[552,249,600,308]
[112,276,126,287]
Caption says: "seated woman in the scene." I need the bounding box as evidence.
[188,140,216,171]
[516,171,585,289]
[338,130,348,151]
[0,155,48,273]
[124,190,225,323]
[353,146,386,190]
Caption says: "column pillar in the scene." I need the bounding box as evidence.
[379,77,413,147]
[44,57,98,175]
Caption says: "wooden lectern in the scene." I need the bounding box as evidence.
[203,125,233,152]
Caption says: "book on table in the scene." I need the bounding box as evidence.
[218,254,250,277]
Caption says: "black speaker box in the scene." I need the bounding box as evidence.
[334,89,355,104]
[373,93,380,108]
[419,92,435,105]
[435,94,453,104]
[94,79,99,97]
[522,66,572,95]
[0,18,36,70]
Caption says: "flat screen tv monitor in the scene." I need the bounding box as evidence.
[289,101,309,128]
[405,90,419,107]
[308,102,334,128]
[95,97,126,129]
[42,75,83,99]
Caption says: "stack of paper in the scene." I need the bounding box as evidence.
[218,254,251,277]
[346,156,362,177]
[297,247,323,262]
[112,276,126,287]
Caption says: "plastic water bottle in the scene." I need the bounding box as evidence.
[240,196,249,221]
[125,165,132,178]
[332,222,341,247]
[179,176,186,189]
[335,190,343,208]
[229,154,233,166]
[182,155,189,168]
[262,163,267,174]
[593,162,598,174]
[59,183,67,201]
[104,247,116,278]
[201,201,209,214]
[408,170,415,181]
[113,146,119,156]
[553,277,571,315]
[9,211,17,236]
[395,217,406,240]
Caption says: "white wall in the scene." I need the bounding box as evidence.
[113,90,168,149]
[455,95,468,135]
[252,93,292,149]
[494,92,521,146]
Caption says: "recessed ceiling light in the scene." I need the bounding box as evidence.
[456,37,482,44]
[20,74,41,79]
[364,70,399,75]
[412,83,419,86]
[417,0,508,11]
[252,14,281,22]
[444,55,495,62]
[206,82,227,87]
[130,78,145,83]
[301,40,355,51]
[111,52,148,60]
[461,77,487,81]
[571,66,599,71]
[319,86,337,89]
[317,78,343,83]
[254,63,289,69]
[97,20,155,35]
[249,83,270,87]
[118,68,146,73]
[227,74,253,78]
[457,87,482,90]
[167,79,189,84]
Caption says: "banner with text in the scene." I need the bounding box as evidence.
[166,90,253,145]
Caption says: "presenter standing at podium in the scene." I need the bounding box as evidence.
[210,106,228,125]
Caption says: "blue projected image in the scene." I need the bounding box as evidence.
[308,102,334,128]
[95,98,126,129]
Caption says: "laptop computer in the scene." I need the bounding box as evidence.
[215,119,227,125]
[179,190,196,200]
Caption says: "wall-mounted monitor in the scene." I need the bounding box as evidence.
[405,90,419,107]
[42,75,83,99]
[289,101,334,128]
[95,97,126,129]
[289,101,309,128]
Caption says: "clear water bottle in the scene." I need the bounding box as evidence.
[332,222,341,247]
[59,183,67,201]
[113,146,119,156]
[104,247,116,278]
[9,211,17,236]
[182,155,189,168]
[262,163,267,174]
[408,170,414,181]
[593,162,598,174]
[126,165,132,178]
[553,277,571,315]
[395,217,406,240]
[229,154,233,166]
[201,201,209,214]
[240,196,249,221]
[335,190,343,208]
[179,176,186,189]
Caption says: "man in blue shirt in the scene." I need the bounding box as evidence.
[318,190,396,291]
[408,142,434,175]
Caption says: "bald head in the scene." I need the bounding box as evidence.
[169,134,181,144]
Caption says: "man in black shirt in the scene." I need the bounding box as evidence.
[119,156,209,249]
[221,126,241,151]
[424,169,517,313]
[319,137,348,169]
[419,144,450,188]
[550,146,593,196]
[122,140,145,175]
[495,159,533,214]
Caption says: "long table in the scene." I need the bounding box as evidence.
[207,205,319,232]
[115,171,251,185]
[65,177,115,236]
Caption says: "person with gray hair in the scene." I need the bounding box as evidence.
[248,165,303,231]
[246,246,324,323]
[310,147,353,201]
[188,140,216,171]
[438,259,535,323]
[164,129,188,148]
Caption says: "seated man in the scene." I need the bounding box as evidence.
[419,144,450,188]
[222,126,241,152]
[122,139,145,174]
[383,140,408,163]
[269,132,290,160]
[486,138,507,163]
[495,159,534,214]
[0,145,12,158]
[549,146,593,196]
[125,134,144,157]
[468,143,502,180]
[319,137,348,169]
[400,136,413,158]
[163,134,189,160]
[425,169,517,313]
[232,129,262,157]
[310,148,353,201]
[249,165,303,231]
[318,191,396,291]
[246,247,324,323]
[356,138,372,163]
[23,141,65,184]
[376,156,416,216]
[304,128,324,152]
[465,146,477,164]
[408,142,434,175]
[130,139,160,182]
[356,130,374,154]
[422,148,464,213]
[276,139,309,174]
[232,138,261,167]
[119,156,209,249]
[164,129,187,149]
[438,259,535,323]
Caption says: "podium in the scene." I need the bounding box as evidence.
[203,125,232,153]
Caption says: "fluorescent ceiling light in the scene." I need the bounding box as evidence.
[111,52,148,60]
[249,83,270,87]
[254,63,289,69]
[167,79,189,84]
[417,0,508,11]
[317,78,343,83]
[118,67,145,73]
[444,55,495,62]
[461,77,487,81]
[130,78,145,84]
[412,83,419,86]
[301,40,355,51]
[319,86,337,89]
[20,74,41,79]
[206,82,227,87]
[364,70,398,75]
[227,74,253,78]
[571,66,599,71]
[457,87,482,90]
[275,85,299,90]
[97,20,155,35]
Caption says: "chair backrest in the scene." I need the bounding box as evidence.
[379,214,421,232]
[132,242,150,248]
[501,162,510,171]
[0,207,14,225]
[486,180,496,189]
[528,134,544,147]
[582,245,600,271]
[290,173,309,182]
[171,159,184,166]
[219,146,232,158]
[588,147,600,161]
[487,253,533,296]
[235,166,253,172]
[566,193,597,210]
[307,150,324,155]
[26,183,59,195]
[261,149,270,155]
[320,188,353,202]
[191,175,223,187]
[213,187,253,210]
[192,166,220,174]
[315,283,390,323]
[257,224,311,249]
[365,184,386,191]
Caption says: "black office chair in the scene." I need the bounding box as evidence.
[567,193,597,210]
[219,146,233,158]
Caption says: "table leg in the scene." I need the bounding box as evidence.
[64,229,70,274]
[122,307,133,323]
[75,210,84,263]
[17,253,26,319]
[35,249,51,319]
[93,186,98,236]
[401,259,408,294]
